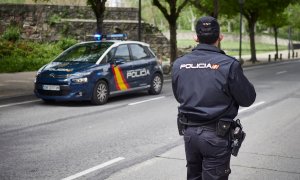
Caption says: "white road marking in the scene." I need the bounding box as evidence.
[276,70,287,75]
[164,79,171,82]
[61,157,125,180]
[4,80,33,83]
[0,100,41,108]
[128,96,165,106]
[238,101,265,113]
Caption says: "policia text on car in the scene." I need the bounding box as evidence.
[172,16,256,180]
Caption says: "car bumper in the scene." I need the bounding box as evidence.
[34,83,92,101]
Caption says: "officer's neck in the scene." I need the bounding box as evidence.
[200,41,219,47]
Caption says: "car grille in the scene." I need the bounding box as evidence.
[37,89,70,96]
[40,74,69,78]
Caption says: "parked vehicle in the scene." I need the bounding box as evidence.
[34,34,163,105]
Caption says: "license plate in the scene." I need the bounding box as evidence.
[42,85,60,91]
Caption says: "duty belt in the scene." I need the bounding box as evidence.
[184,114,217,129]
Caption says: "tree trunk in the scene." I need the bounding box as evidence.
[169,20,177,65]
[213,0,219,19]
[248,20,257,63]
[94,0,106,34]
[96,16,104,34]
[189,6,195,31]
[152,0,188,65]
[274,26,279,60]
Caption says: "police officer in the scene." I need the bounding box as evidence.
[172,16,256,180]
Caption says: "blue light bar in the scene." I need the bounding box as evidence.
[107,34,127,39]
[94,33,128,41]
[94,34,102,41]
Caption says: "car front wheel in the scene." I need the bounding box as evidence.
[148,73,163,95]
[91,80,109,105]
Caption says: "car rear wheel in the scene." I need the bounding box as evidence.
[148,73,163,95]
[91,80,109,105]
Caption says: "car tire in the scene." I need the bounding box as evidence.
[148,73,163,95]
[91,80,109,105]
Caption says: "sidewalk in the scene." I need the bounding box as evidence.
[105,144,245,180]
[0,71,36,99]
[106,145,186,180]
[236,49,300,66]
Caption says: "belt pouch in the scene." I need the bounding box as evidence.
[216,119,231,137]
[177,113,187,136]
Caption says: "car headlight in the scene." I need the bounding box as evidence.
[74,72,92,77]
[35,65,47,83]
[36,65,47,76]
[72,77,88,84]
[70,72,91,84]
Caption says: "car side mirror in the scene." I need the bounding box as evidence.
[114,58,125,65]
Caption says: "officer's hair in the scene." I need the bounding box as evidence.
[197,33,219,45]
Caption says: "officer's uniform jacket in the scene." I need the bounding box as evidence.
[172,44,256,122]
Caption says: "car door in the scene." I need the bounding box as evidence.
[111,44,135,91]
[128,43,153,87]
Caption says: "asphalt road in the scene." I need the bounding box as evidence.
[0,60,300,180]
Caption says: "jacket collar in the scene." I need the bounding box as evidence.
[192,43,225,54]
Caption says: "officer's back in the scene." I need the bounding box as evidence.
[172,16,256,180]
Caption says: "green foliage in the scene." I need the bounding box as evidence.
[2,26,21,42]
[259,1,290,29]
[189,0,217,17]
[177,5,204,31]
[287,3,300,30]
[48,14,61,26]
[0,39,76,73]
[128,0,195,31]
[0,0,25,3]
[278,28,300,41]
[56,37,77,50]
[0,37,77,72]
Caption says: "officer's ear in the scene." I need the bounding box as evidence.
[193,35,199,42]
[219,34,224,42]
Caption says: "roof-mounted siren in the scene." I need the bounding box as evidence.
[94,33,128,41]
[106,34,128,40]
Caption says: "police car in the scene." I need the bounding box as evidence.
[34,34,164,105]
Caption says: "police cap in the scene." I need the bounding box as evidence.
[195,16,220,44]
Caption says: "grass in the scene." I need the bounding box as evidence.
[177,39,288,56]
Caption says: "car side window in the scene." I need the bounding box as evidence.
[129,44,149,60]
[101,48,116,64]
[115,45,130,62]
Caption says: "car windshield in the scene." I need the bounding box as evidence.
[54,42,114,63]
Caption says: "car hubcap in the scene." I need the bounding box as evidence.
[153,76,162,92]
[97,83,107,102]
